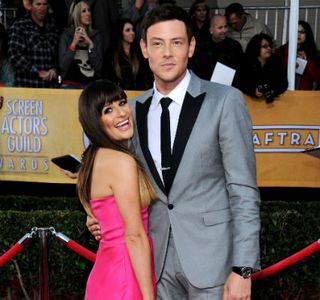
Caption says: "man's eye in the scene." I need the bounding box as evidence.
[152,42,162,47]
[173,41,182,47]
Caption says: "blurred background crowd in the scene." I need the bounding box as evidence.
[0,0,319,102]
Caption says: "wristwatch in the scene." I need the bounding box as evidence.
[232,266,253,279]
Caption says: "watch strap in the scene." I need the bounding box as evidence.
[232,266,253,279]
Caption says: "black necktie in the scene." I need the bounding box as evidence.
[160,97,172,190]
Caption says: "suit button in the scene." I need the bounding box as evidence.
[168,204,174,210]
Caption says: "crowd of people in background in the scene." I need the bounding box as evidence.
[0,0,319,97]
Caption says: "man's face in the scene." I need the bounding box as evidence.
[227,13,244,31]
[30,0,48,24]
[210,16,228,42]
[140,20,195,93]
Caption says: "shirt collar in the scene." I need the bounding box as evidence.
[152,70,191,107]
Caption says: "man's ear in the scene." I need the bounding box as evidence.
[188,36,196,58]
[140,39,149,59]
[23,0,32,10]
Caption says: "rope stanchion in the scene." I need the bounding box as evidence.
[51,228,96,262]
[252,239,320,281]
[0,227,36,267]
[1,226,318,285]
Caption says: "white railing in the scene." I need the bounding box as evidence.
[212,5,320,48]
[1,5,319,47]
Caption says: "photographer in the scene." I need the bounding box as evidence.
[239,33,287,103]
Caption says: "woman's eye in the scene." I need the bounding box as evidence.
[119,99,127,106]
[103,107,112,114]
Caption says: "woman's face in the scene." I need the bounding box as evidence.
[297,24,306,45]
[259,38,272,61]
[194,4,208,22]
[80,2,91,27]
[100,98,133,143]
[122,22,135,44]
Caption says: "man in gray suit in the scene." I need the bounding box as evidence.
[88,4,260,299]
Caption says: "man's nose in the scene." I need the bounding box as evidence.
[163,44,172,56]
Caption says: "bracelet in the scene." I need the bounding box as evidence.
[69,44,76,52]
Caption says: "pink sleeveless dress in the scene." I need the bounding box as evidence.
[84,196,155,300]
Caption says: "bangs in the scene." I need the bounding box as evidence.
[95,89,127,113]
[105,90,127,105]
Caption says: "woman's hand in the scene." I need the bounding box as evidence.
[297,50,307,60]
[63,169,78,179]
[74,27,94,49]
[86,215,101,241]
[71,26,84,47]
[255,88,263,98]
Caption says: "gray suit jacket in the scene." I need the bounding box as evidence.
[130,72,260,288]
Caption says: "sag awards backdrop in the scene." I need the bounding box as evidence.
[0,88,319,187]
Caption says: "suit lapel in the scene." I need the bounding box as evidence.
[166,91,206,192]
[135,72,206,195]
[136,97,166,194]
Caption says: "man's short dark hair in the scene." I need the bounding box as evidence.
[225,2,245,20]
[140,4,193,43]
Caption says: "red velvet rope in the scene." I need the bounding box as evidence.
[66,239,96,262]
[252,240,320,281]
[0,243,24,267]
[2,228,318,284]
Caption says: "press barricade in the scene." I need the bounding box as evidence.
[1,227,319,299]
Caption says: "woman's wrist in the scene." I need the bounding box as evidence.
[88,43,94,53]
[69,43,76,52]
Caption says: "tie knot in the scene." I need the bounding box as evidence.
[160,97,172,109]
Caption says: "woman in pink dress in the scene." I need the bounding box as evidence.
[77,79,156,300]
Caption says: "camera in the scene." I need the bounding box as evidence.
[257,83,275,103]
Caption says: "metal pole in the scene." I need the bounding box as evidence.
[282,0,290,45]
[38,228,49,300]
[287,0,299,90]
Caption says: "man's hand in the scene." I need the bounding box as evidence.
[63,169,78,179]
[223,272,251,300]
[86,215,101,241]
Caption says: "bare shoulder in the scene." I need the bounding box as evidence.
[91,148,138,198]
[95,148,137,173]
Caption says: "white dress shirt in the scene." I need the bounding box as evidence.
[148,71,191,181]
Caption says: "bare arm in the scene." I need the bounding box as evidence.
[91,149,154,299]
[110,154,154,300]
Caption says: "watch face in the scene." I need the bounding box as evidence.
[241,267,252,279]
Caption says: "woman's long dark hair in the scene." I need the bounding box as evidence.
[298,20,318,61]
[112,18,139,80]
[77,80,155,214]
[245,33,273,62]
